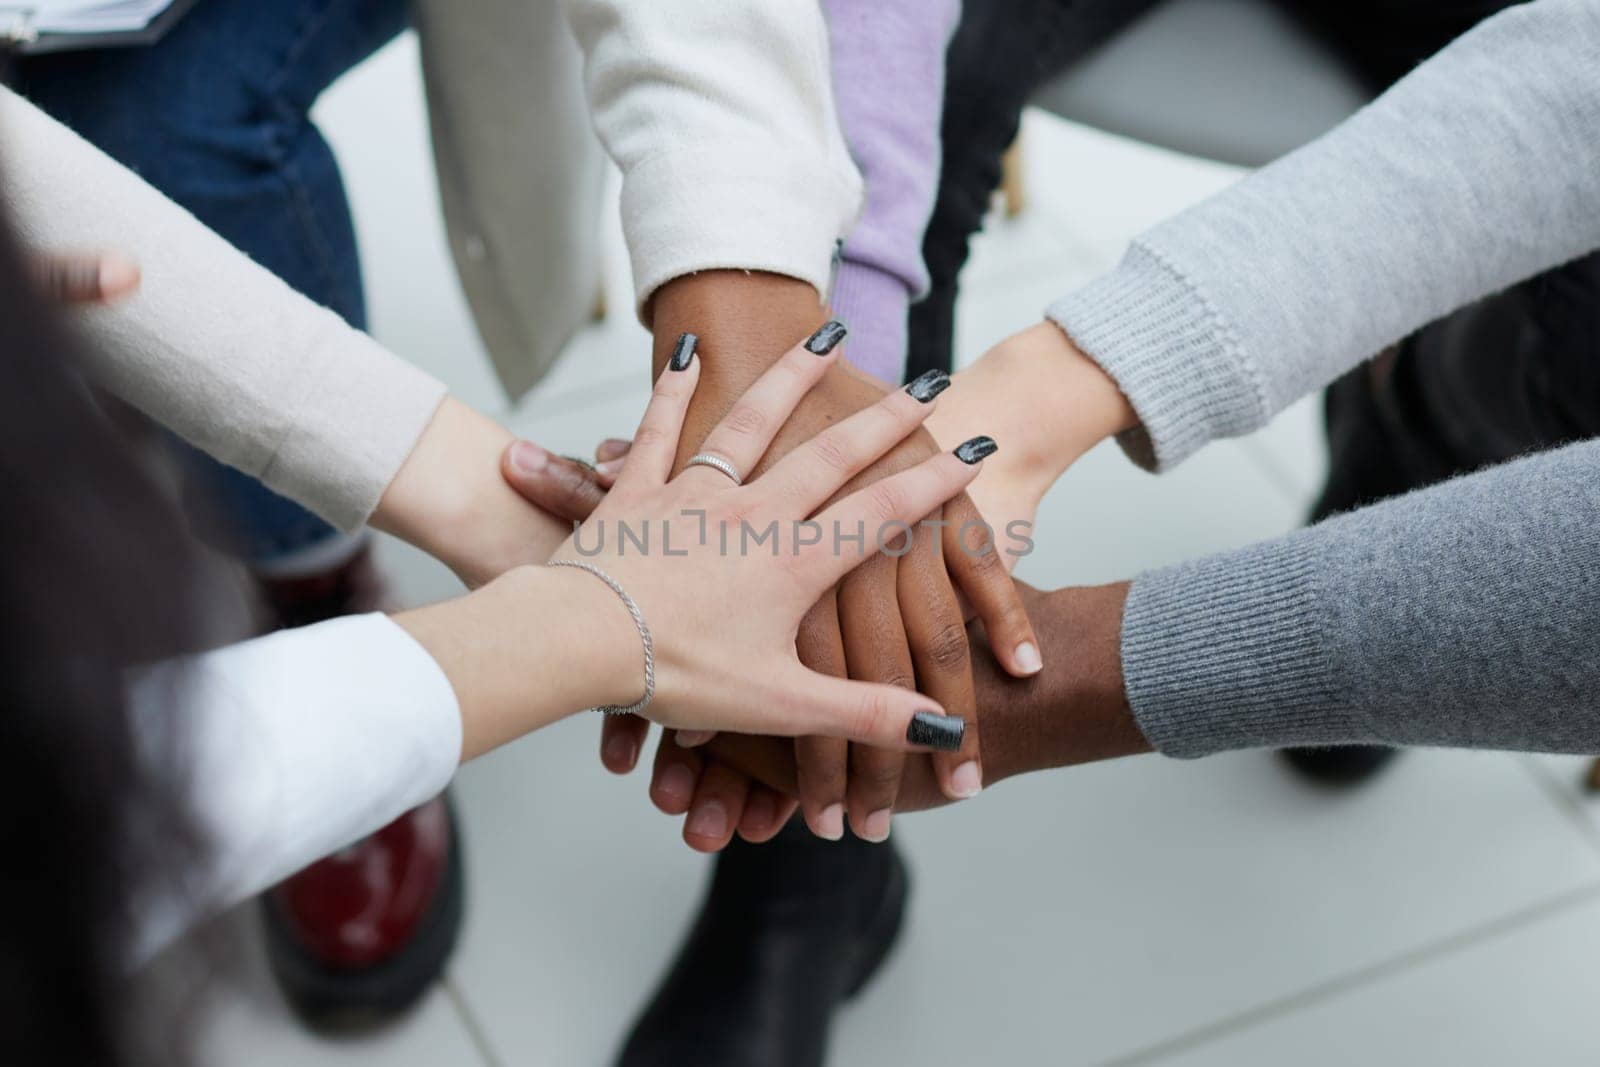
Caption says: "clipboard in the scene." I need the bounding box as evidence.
[2,0,197,55]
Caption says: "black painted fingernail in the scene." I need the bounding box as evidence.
[670,332,698,372]
[955,436,998,464]
[804,319,848,355]
[907,711,965,752]
[904,369,951,403]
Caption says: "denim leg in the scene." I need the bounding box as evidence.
[16,0,407,564]
[906,0,1159,380]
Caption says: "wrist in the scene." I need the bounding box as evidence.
[972,321,1136,491]
[510,563,649,713]
[373,399,567,587]
[976,581,1147,785]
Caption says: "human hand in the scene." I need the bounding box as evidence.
[540,327,999,748]
[661,581,1150,818]
[924,321,1140,569]
[576,362,1046,850]
[629,271,1044,847]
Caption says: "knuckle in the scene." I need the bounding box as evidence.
[866,481,908,523]
[631,425,671,451]
[919,620,971,674]
[852,757,903,792]
[877,668,916,691]
[798,755,847,791]
[848,689,893,742]
[722,402,768,440]
[809,431,854,477]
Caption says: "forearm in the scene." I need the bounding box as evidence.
[372,398,569,587]
[648,270,828,460]
[1123,438,1600,756]
[970,582,1149,784]
[0,85,446,531]
[395,565,641,761]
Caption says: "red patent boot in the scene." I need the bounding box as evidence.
[261,794,464,1028]
[253,544,464,1028]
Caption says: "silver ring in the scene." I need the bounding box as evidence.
[684,452,742,486]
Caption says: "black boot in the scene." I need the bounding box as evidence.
[615,824,907,1067]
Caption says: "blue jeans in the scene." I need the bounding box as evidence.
[17,0,407,564]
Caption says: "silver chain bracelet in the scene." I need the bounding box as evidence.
[546,559,655,716]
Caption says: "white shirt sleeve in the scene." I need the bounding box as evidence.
[128,614,461,964]
[564,0,865,314]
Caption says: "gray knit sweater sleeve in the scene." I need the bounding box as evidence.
[1048,0,1600,472]
[1121,439,1600,757]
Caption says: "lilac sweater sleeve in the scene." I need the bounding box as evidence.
[822,0,960,386]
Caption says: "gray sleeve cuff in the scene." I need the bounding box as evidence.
[1121,532,1361,758]
[1045,243,1270,472]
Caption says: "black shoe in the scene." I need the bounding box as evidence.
[1279,745,1400,786]
[616,825,907,1067]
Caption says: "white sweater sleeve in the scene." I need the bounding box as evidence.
[564,0,865,314]
[0,86,448,531]
[128,615,461,964]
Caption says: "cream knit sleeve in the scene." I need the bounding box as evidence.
[0,86,447,531]
[565,0,865,315]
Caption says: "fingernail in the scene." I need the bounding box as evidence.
[658,764,696,806]
[857,808,892,843]
[816,803,845,841]
[670,331,698,371]
[98,254,140,297]
[951,761,983,798]
[742,792,777,831]
[955,435,998,465]
[1015,640,1043,675]
[907,711,964,752]
[904,369,951,403]
[687,800,728,840]
[675,729,716,748]
[597,438,630,461]
[603,731,637,770]
[804,319,848,355]
[509,440,548,474]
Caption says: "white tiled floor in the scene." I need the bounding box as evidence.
[196,34,1600,1067]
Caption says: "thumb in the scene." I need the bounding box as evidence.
[776,667,965,754]
[501,440,609,522]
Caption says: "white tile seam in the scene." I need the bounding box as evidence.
[443,975,508,1067]
[1101,879,1600,1067]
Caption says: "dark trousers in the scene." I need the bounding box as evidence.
[909,0,1598,498]
[16,0,407,563]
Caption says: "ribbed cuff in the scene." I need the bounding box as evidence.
[1121,534,1362,758]
[830,259,910,386]
[1046,243,1267,472]
[621,142,863,317]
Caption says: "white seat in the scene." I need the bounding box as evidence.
[1033,0,1371,167]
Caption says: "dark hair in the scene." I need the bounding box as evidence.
[0,204,208,1063]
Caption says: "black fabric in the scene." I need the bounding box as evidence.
[907,0,1551,382]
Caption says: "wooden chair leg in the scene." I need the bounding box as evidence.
[1000,134,1027,218]
[1585,756,1600,794]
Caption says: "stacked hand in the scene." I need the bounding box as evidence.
[504,316,1146,845]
